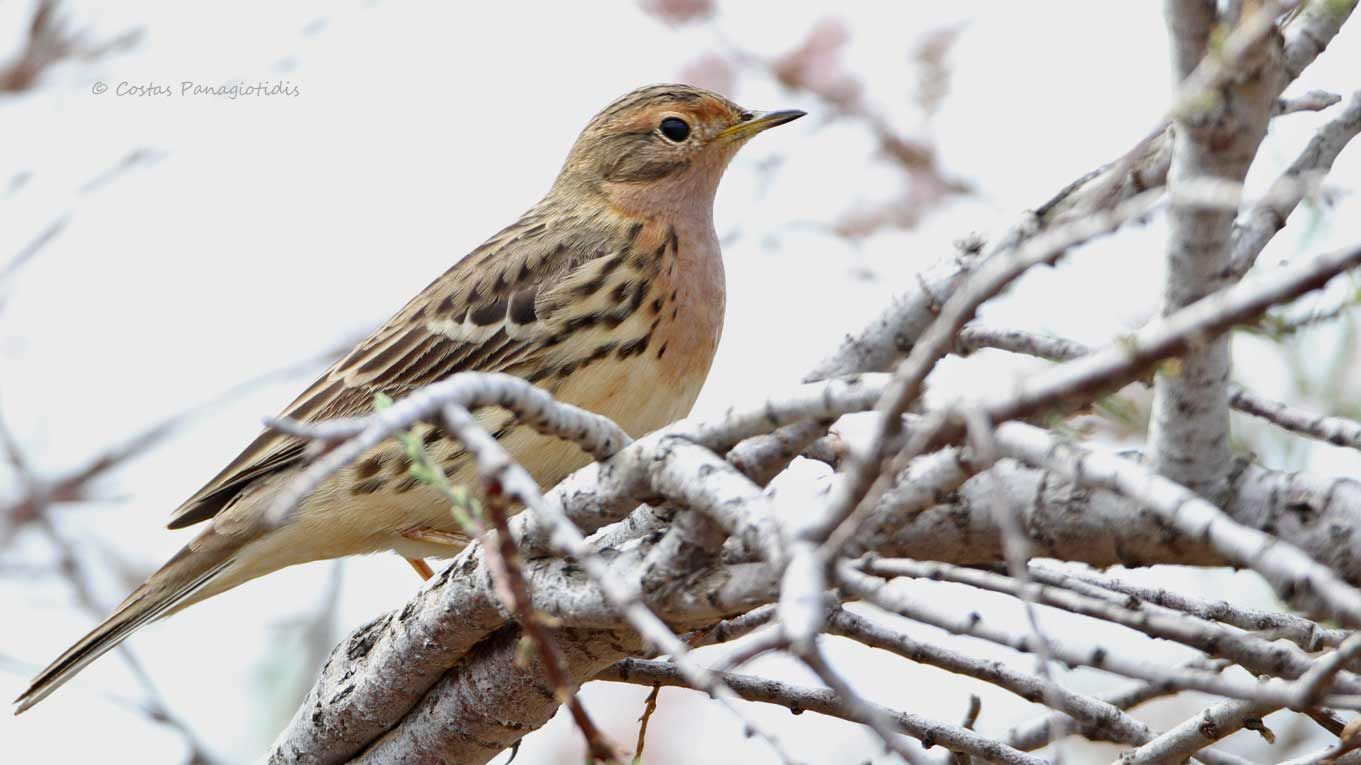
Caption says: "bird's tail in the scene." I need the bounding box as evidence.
[13,541,235,714]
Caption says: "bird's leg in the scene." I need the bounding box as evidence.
[405,557,435,580]
[399,527,472,581]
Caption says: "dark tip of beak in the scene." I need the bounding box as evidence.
[757,109,806,130]
[720,109,807,140]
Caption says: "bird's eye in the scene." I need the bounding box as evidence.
[659,117,691,142]
[739,111,754,121]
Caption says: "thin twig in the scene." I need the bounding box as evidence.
[633,685,661,764]
[474,464,619,764]
[599,659,1048,765]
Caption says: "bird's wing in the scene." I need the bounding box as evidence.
[167,208,615,529]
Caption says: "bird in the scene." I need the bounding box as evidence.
[15,84,803,713]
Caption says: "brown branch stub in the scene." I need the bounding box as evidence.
[475,468,619,764]
[633,684,662,763]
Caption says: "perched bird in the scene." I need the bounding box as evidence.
[15,84,802,712]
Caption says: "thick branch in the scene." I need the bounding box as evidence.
[870,458,1361,589]
[352,628,638,765]
[1151,1,1284,501]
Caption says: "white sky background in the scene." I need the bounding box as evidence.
[1,1,1359,763]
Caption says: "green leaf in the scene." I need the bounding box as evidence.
[371,392,482,532]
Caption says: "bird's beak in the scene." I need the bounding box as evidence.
[718,109,807,141]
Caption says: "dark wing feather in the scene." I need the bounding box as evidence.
[167,207,599,529]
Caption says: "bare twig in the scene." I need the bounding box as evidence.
[1027,562,1349,652]
[1121,699,1278,765]
[1006,659,1232,751]
[633,684,661,763]
[828,608,1159,748]
[1232,89,1361,277]
[1,148,162,290]
[1275,90,1344,115]
[474,464,619,764]
[956,322,1361,460]
[873,559,1361,696]
[599,659,1048,765]
[841,565,1361,709]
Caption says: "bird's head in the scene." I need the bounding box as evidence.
[555,84,804,217]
